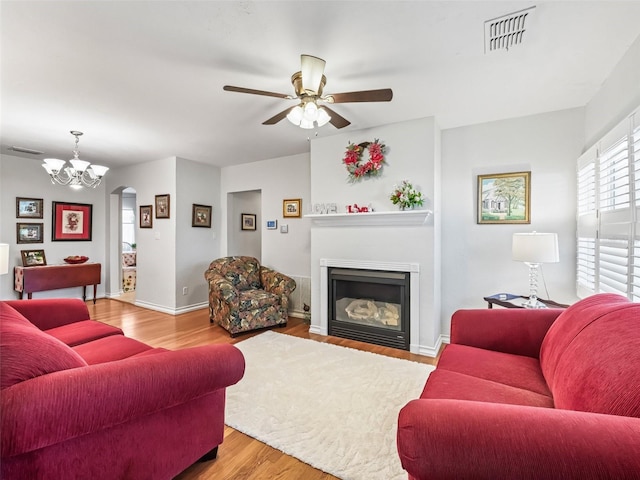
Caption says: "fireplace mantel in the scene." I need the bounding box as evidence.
[305,210,432,227]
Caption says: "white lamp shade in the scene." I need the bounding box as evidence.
[287,105,303,125]
[43,158,66,172]
[512,232,559,263]
[90,164,109,176]
[0,243,9,275]
[69,159,90,172]
[316,107,331,127]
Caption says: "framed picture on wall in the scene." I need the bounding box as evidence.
[52,201,93,241]
[477,171,531,224]
[20,249,47,267]
[140,205,153,228]
[155,194,170,219]
[192,204,212,228]
[283,198,301,218]
[16,197,44,219]
[241,213,256,231]
[17,222,44,244]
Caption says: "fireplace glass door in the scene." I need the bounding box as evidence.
[328,268,410,350]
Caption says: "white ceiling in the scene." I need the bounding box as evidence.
[2,1,640,169]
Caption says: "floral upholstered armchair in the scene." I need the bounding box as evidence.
[204,256,296,336]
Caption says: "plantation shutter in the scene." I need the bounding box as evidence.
[576,146,597,297]
[576,107,638,300]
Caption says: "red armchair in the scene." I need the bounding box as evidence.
[1,299,245,479]
[397,293,640,479]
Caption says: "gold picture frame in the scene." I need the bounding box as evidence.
[477,171,531,224]
[283,198,301,218]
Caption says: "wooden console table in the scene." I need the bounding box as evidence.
[14,263,101,303]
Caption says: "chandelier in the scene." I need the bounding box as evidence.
[42,131,109,189]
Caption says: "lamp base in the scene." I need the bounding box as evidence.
[523,296,547,309]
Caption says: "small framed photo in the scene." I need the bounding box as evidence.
[266,220,277,230]
[241,213,256,231]
[140,205,153,228]
[477,171,531,224]
[155,194,170,219]
[21,249,47,267]
[192,204,212,228]
[283,198,301,218]
[52,202,93,241]
[17,222,44,244]
[16,197,44,219]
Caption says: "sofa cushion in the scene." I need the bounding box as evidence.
[540,293,629,390]
[437,344,551,396]
[45,320,123,347]
[420,369,554,408]
[0,304,87,389]
[551,302,640,417]
[73,335,155,364]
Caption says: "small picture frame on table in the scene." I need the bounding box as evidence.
[283,199,301,218]
[140,205,153,228]
[241,213,256,231]
[21,249,47,267]
[17,222,44,244]
[52,202,93,241]
[192,204,212,228]
[16,197,44,219]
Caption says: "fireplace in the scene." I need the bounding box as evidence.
[328,267,410,350]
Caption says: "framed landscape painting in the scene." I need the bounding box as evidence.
[21,249,47,267]
[52,202,93,241]
[477,171,530,224]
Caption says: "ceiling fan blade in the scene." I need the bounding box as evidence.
[262,107,292,125]
[322,106,351,129]
[301,54,326,94]
[223,85,292,99]
[325,88,393,104]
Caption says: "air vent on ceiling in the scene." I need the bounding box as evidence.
[484,6,535,53]
[8,146,44,155]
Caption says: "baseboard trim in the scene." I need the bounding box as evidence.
[133,300,208,316]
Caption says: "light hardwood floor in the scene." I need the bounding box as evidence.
[91,299,439,480]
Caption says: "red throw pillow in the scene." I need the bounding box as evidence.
[0,304,87,389]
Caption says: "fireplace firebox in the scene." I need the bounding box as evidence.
[328,267,410,350]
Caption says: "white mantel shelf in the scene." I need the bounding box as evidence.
[304,210,432,227]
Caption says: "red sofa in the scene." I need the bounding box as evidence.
[397,293,640,479]
[0,299,245,479]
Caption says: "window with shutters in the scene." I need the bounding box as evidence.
[576,107,639,301]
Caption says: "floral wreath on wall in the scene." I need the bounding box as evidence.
[342,139,386,182]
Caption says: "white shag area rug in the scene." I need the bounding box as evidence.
[225,331,435,480]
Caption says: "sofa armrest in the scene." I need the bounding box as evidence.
[260,266,296,296]
[397,399,640,480]
[3,299,91,330]
[1,343,245,457]
[450,308,562,358]
[204,271,239,308]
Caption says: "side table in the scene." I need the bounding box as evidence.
[484,293,569,309]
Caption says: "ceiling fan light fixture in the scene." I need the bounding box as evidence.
[300,118,315,129]
[316,107,331,127]
[303,101,319,121]
[286,105,304,125]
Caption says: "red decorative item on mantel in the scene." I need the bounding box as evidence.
[346,204,372,213]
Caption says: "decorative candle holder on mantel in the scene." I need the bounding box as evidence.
[304,210,432,227]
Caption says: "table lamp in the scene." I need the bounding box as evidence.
[0,243,9,275]
[512,232,559,308]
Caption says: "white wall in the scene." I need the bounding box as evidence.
[221,153,311,277]
[584,35,640,150]
[0,153,107,300]
[440,108,585,332]
[227,190,262,260]
[175,157,221,310]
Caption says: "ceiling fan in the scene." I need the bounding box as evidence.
[223,54,393,129]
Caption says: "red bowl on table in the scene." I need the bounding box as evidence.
[64,256,89,264]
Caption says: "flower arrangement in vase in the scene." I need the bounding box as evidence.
[390,180,424,210]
